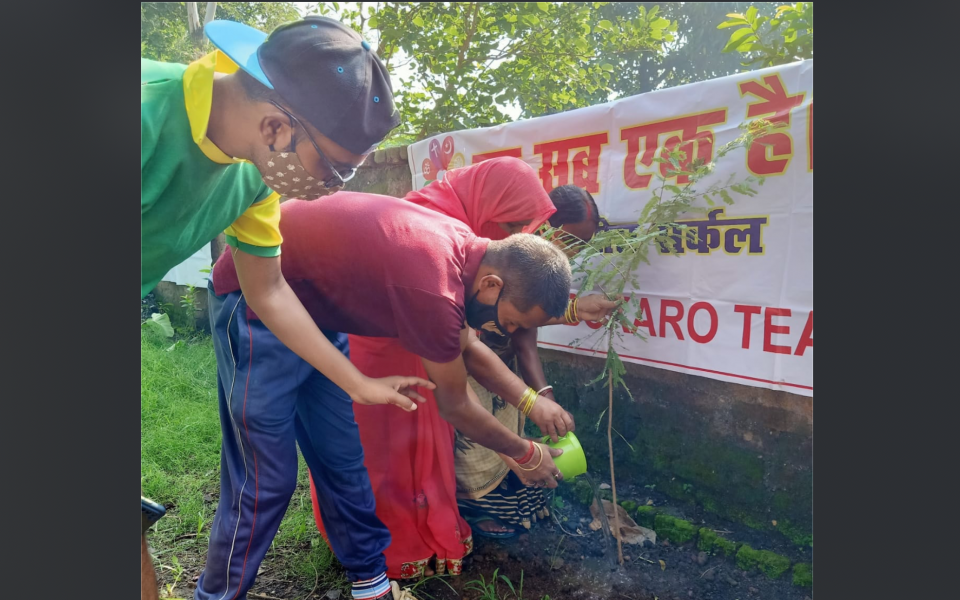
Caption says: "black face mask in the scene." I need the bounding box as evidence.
[465,287,506,337]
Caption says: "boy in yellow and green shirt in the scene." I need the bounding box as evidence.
[141,49,281,297]
[141,16,433,600]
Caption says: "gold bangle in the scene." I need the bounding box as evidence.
[522,386,535,404]
[519,387,533,415]
[520,387,537,416]
[524,392,538,416]
[565,298,581,324]
[517,387,531,413]
[516,444,544,471]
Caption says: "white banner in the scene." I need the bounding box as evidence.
[408,61,813,396]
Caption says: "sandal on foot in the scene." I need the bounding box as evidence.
[464,514,517,539]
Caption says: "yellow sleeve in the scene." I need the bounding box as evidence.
[224,192,283,257]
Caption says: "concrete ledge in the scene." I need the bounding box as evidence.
[371,145,410,166]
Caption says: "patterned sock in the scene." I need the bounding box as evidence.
[352,573,391,599]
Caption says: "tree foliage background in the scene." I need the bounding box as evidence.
[141,2,808,145]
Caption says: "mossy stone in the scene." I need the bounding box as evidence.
[757,549,791,579]
[792,563,812,587]
[737,544,791,579]
[654,513,697,544]
[697,528,739,557]
[635,505,660,528]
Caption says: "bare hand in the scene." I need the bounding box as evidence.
[350,376,435,412]
[577,294,622,322]
[528,395,575,443]
[516,444,564,489]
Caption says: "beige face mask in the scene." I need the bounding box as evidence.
[257,103,349,201]
[257,150,340,201]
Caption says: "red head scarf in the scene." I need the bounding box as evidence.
[404,156,556,240]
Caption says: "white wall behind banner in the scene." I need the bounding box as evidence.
[159,246,211,289]
[408,61,813,397]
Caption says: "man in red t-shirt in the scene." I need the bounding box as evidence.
[200,193,581,600]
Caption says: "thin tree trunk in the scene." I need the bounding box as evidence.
[608,370,624,565]
[209,233,226,264]
[203,2,217,26]
[186,3,200,41]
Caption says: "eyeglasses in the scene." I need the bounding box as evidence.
[268,101,358,189]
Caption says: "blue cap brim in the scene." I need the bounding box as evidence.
[204,20,274,89]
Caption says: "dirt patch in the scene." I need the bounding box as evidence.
[152,479,811,600]
[405,482,810,600]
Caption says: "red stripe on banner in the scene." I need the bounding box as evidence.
[537,341,813,391]
[235,321,261,599]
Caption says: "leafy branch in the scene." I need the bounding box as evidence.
[539,118,784,565]
[718,3,813,68]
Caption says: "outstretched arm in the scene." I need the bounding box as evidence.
[420,329,565,488]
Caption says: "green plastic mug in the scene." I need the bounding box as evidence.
[542,431,587,479]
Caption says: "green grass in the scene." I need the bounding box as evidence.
[141,329,221,509]
[141,328,349,595]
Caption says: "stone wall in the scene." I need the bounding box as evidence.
[540,348,812,546]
